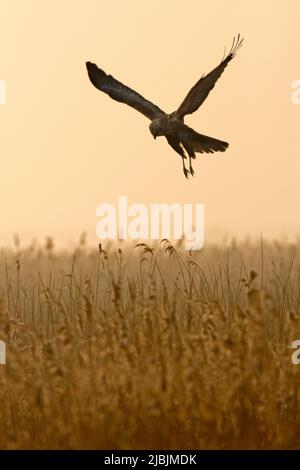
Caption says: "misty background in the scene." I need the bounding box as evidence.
[1,0,299,247]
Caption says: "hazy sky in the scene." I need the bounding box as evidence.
[1,0,300,247]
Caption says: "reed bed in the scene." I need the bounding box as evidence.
[0,237,300,449]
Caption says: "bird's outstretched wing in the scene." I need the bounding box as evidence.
[174,35,243,120]
[86,62,166,121]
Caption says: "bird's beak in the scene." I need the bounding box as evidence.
[153,135,156,140]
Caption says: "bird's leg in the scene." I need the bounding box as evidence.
[166,137,190,179]
[182,157,189,179]
[181,141,195,177]
[189,157,195,176]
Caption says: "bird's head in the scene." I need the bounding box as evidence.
[149,120,164,139]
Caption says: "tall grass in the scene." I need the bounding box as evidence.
[0,238,300,449]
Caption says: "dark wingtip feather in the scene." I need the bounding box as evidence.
[223,34,244,64]
[86,61,96,74]
[86,61,108,90]
[86,61,96,77]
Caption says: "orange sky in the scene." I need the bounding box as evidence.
[1,0,300,247]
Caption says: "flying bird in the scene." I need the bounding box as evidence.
[86,35,243,178]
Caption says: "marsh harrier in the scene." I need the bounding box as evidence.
[86,35,243,178]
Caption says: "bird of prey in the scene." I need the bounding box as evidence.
[86,35,243,178]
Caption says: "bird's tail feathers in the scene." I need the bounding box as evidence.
[186,127,229,154]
